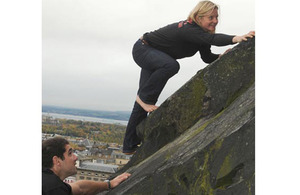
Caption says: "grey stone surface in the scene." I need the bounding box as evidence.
[104,38,255,195]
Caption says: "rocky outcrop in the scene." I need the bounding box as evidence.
[107,38,255,194]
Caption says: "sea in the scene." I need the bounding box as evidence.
[42,112,128,126]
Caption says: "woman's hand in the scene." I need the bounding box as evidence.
[219,48,232,58]
[232,31,255,43]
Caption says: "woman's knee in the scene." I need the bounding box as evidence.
[165,61,180,76]
[174,61,180,73]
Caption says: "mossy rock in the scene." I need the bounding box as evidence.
[105,38,255,195]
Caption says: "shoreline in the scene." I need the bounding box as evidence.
[42,112,128,126]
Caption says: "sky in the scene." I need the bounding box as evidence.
[42,0,255,111]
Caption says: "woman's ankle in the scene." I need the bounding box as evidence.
[136,95,158,112]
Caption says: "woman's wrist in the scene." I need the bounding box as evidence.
[232,36,239,43]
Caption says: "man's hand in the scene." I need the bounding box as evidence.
[110,172,131,189]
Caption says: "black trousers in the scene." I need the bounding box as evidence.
[123,39,180,152]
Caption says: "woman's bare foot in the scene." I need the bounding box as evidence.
[136,95,158,112]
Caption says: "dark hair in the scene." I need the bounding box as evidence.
[42,137,69,168]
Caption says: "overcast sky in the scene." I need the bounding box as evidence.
[42,0,255,111]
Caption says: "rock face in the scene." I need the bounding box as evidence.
[108,38,255,195]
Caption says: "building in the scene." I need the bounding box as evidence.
[76,161,119,182]
[64,176,76,184]
[111,150,132,166]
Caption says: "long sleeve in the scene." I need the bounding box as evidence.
[184,26,235,47]
[199,45,219,63]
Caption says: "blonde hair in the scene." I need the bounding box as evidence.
[188,1,219,24]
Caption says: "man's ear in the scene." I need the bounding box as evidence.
[52,156,61,167]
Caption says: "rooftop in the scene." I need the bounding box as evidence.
[79,162,118,173]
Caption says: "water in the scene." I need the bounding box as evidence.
[42,112,128,126]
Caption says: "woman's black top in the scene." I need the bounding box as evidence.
[143,20,235,63]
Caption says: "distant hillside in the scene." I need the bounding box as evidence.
[42,105,131,121]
